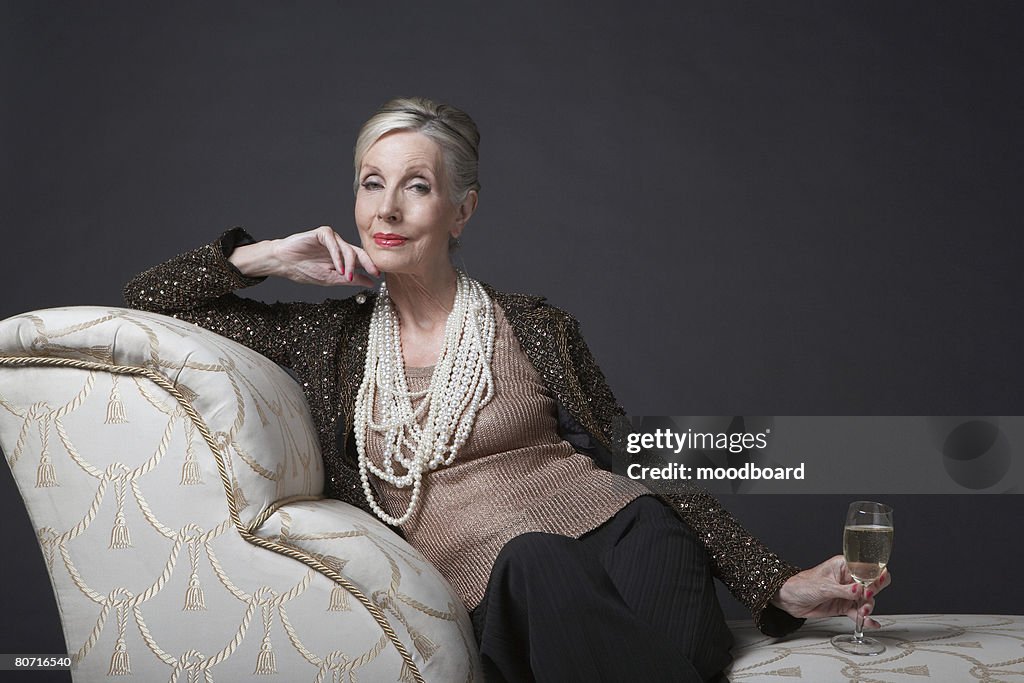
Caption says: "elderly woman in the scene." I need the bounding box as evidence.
[124,97,890,682]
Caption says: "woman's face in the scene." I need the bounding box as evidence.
[354,130,474,277]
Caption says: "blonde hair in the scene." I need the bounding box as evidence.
[353,96,481,205]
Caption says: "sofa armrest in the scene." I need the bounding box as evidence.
[0,306,323,528]
[2,306,481,680]
[251,497,479,679]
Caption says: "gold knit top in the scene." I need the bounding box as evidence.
[365,304,650,610]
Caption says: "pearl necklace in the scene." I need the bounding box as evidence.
[355,270,496,526]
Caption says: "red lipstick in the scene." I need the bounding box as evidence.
[373,233,408,248]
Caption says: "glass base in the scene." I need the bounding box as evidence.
[831,633,886,655]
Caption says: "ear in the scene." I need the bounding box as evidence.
[451,189,478,239]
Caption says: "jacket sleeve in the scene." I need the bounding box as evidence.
[122,227,319,369]
[562,311,805,637]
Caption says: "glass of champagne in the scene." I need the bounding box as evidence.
[831,501,893,655]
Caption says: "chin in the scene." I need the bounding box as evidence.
[369,252,412,274]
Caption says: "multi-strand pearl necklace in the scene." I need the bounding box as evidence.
[355,270,496,526]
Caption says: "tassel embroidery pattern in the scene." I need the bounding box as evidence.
[37,527,57,573]
[329,584,350,613]
[105,375,128,424]
[109,475,132,549]
[174,649,209,683]
[316,652,350,683]
[377,593,439,662]
[318,555,350,612]
[255,398,269,427]
[180,422,202,486]
[398,659,418,683]
[232,476,249,510]
[107,592,132,676]
[175,382,198,403]
[410,628,438,661]
[183,536,206,611]
[253,599,277,675]
[35,415,58,488]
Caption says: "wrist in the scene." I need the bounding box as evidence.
[770,574,798,613]
[770,583,786,610]
[228,240,281,278]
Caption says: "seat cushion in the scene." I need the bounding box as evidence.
[726,614,1024,681]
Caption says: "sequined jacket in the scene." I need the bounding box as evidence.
[123,227,805,637]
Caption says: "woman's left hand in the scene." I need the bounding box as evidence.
[771,555,892,628]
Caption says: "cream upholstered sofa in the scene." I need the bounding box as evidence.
[0,306,480,682]
[6,307,1023,683]
[725,613,1024,681]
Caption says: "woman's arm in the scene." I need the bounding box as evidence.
[665,488,805,636]
[122,226,376,368]
[557,310,805,636]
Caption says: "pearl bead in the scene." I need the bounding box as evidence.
[354,271,495,526]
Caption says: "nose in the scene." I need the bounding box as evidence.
[377,187,401,223]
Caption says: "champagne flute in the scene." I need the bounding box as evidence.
[831,501,893,655]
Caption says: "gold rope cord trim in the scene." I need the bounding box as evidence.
[25,312,120,340]
[245,494,325,533]
[0,355,425,683]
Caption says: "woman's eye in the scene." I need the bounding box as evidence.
[361,180,382,191]
[409,183,430,195]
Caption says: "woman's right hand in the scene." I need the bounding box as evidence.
[231,226,380,287]
[771,555,892,628]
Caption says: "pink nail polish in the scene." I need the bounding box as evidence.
[866,590,873,599]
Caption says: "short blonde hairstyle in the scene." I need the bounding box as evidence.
[353,96,481,205]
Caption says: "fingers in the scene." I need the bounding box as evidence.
[858,569,891,602]
[844,599,880,628]
[862,569,889,629]
[859,601,881,629]
[329,231,380,284]
[872,568,892,595]
[353,245,381,278]
[316,226,345,276]
[826,579,867,603]
[347,273,377,288]
[310,225,380,287]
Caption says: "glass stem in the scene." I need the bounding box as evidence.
[853,581,866,641]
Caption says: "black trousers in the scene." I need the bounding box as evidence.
[470,495,734,683]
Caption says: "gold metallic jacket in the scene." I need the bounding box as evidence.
[124,228,804,637]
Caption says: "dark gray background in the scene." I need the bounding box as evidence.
[3,0,1022,671]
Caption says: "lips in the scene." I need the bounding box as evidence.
[373,233,408,248]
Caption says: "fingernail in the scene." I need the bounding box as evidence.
[851,584,859,594]
[866,590,873,599]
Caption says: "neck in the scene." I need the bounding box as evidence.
[384,265,460,331]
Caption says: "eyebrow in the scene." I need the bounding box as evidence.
[405,166,434,179]
[361,164,435,180]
